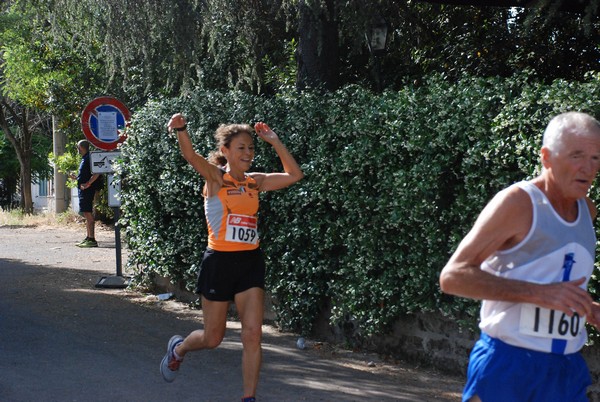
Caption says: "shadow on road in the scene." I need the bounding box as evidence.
[0,257,462,401]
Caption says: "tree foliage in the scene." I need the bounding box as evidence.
[36,0,600,101]
[0,0,107,212]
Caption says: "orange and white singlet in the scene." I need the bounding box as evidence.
[204,171,260,251]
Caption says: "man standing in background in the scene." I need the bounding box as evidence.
[74,139,100,248]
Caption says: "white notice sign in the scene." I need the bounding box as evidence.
[98,111,118,141]
[108,173,121,207]
[90,151,121,174]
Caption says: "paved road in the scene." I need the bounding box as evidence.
[0,225,463,401]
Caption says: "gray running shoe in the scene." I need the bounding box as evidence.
[160,335,184,382]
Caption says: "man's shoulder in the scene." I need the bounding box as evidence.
[584,196,597,220]
[492,182,532,209]
[477,183,533,250]
[480,183,533,229]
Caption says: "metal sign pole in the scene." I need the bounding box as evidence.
[114,206,122,276]
[95,172,130,289]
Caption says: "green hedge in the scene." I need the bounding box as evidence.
[119,72,600,339]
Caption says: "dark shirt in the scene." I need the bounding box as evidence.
[77,152,92,196]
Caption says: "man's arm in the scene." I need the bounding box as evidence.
[81,173,100,190]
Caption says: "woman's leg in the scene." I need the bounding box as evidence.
[235,287,265,398]
[175,296,230,357]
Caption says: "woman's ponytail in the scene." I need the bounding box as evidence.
[208,150,227,167]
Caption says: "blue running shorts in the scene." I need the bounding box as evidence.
[463,332,591,402]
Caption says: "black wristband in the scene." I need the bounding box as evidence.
[173,124,187,132]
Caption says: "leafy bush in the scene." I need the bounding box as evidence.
[119,72,600,341]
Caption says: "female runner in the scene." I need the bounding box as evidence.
[160,113,304,402]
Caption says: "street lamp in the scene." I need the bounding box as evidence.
[366,17,389,55]
[366,17,389,91]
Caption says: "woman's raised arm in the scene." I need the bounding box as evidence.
[252,122,304,191]
[167,113,223,184]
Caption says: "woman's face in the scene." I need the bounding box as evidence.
[222,132,255,172]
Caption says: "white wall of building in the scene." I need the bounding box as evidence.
[32,178,50,212]
[34,175,75,214]
[70,187,79,214]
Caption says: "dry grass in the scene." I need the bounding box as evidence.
[0,209,84,228]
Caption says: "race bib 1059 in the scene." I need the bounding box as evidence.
[225,214,258,245]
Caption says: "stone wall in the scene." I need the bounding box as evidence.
[311,301,477,373]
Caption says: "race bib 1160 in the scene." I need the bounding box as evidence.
[519,303,584,340]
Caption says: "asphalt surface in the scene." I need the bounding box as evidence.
[0,225,463,402]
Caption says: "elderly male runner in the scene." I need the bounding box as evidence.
[440,112,600,402]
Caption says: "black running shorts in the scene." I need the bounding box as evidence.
[78,190,94,213]
[195,248,265,301]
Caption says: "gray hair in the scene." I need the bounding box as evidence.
[77,139,90,152]
[542,112,600,154]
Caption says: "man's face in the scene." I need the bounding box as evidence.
[545,131,600,200]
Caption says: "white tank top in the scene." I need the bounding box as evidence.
[479,181,596,354]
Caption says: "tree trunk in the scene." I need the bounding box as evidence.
[0,99,35,214]
[52,115,68,213]
[20,156,33,213]
[296,0,340,91]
